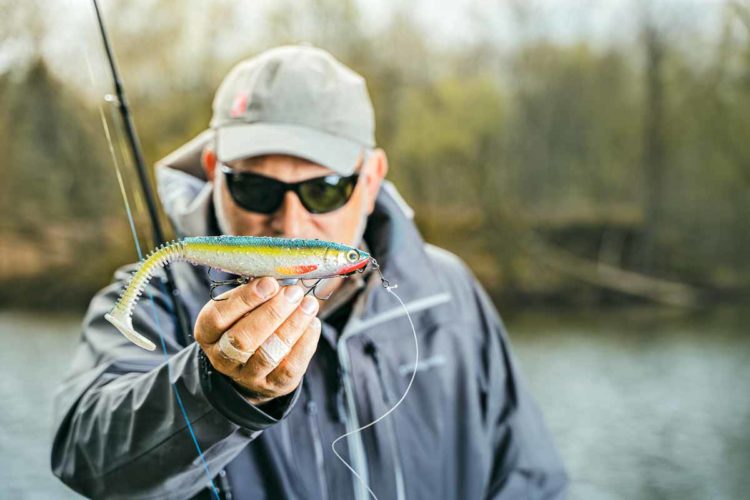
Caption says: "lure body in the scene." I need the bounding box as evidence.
[105,236,370,351]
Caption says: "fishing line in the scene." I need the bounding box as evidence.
[331,269,419,500]
[79,4,220,497]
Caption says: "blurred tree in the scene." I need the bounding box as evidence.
[636,12,668,273]
[508,43,641,213]
[653,1,750,288]
[1,59,115,229]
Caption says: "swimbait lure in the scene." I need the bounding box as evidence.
[105,236,371,351]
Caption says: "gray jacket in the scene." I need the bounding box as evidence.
[51,143,567,499]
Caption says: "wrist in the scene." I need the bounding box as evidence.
[230,379,299,417]
[199,347,298,430]
[230,380,274,406]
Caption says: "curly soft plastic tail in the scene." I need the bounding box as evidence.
[105,240,186,350]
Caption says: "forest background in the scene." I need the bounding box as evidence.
[1,0,748,313]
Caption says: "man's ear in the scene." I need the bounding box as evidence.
[202,146,217,182]
[364,148,389,214]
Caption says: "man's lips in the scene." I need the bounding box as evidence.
[339,259,368,275]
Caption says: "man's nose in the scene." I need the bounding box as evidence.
[270,191,306,236]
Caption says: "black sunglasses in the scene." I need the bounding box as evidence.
[220,164,360,215]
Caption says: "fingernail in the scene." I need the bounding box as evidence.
[257,278,277,298]
[301,296,318,315]
[284,285,303,303]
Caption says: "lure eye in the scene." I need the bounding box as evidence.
[346,249,359,262]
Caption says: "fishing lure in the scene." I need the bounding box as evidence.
[105,235,371,351]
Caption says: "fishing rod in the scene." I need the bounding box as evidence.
[89,2,220,496]
[92,0,190,346]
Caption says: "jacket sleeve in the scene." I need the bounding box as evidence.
[472,281,569,500]
[51,266,300,499]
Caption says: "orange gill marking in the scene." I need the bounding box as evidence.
[276,264,318,276]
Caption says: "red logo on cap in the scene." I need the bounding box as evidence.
[230,92,248,117]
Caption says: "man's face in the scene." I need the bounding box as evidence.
[204,151,388,247]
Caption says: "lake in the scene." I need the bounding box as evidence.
[1,306,748,499]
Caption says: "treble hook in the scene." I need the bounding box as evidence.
[300,279,336,300]
[207,268,251,301]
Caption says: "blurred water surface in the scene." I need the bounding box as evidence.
[510,305,750,500]
[1,306,748,499]
[0,311,83,499]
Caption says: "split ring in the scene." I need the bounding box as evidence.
[218,334,254,364]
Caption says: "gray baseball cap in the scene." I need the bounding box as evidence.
[211,45,375,175]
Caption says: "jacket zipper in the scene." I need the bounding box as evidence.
[365,341,407,500]
[337,334,372,500]
[335,289,451,500]
[305,399,331,500]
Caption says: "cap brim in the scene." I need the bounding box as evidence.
[216,123,364,175]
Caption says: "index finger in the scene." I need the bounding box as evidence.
[194,277,279,345]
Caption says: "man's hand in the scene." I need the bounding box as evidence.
[194,277,321,405]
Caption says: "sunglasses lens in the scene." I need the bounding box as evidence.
[223,165,358,215]
[226,173,284,214]
[299,175,358,214]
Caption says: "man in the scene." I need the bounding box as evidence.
[52,45,567,499]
